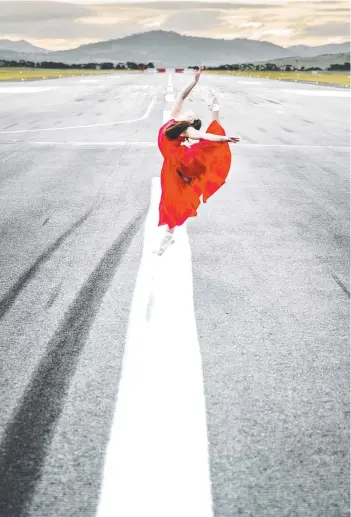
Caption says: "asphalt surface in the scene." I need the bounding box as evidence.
[0,72,349,517]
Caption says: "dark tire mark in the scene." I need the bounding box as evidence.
[46,281,62,308]
[331,272,350,298]
[265,99,280,105]
[42,217,50,226]
[282,127,294,134]
[0,206,96,320]
[276,136,290,145]
[241,135,256,144]
[0,208,146,517]
[303,119,313,124]
[2,123,17,130]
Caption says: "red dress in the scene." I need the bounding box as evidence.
[158,119,232,229]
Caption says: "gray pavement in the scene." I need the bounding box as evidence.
[0,72,349,517]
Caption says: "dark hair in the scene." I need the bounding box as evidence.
[164,119,202,140]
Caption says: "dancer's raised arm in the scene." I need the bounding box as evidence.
[184,126,240,143]
[170,67,202,119]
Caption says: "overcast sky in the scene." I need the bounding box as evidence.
[0,0,349,50]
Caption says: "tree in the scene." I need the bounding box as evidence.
[265,63,278,71]
[82,63,98,69]
[100,62,114,70]
[126,61,138,70]
[329,62,350,71]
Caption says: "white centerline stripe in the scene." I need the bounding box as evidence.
[0,95,158,134]
[96,177,213,517]
[163,110,172,123]
[165,93,175,102]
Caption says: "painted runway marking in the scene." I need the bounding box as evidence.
[239,143,350,150]
[163,110,172,123]
[0,95,157,134]
[79,79,99,83]
[0,86,59,94]
[281,89,350,97]
[96,177,213,517]
[238,80,262,85]
[165,93,175,102]
[5,140,349,151]
[26,141,158,146]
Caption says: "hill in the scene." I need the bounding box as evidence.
[0,31,349,67]
[0,39,47,54]
[287,42,350,57]
[41,31,293,66]
[253,52,350,69]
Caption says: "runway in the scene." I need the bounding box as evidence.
[0,71,349,517]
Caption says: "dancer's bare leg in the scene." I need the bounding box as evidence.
[208,94,220,121]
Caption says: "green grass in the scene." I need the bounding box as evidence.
[0,67,137,81]
[1,67,349,87]
[204,70,350,87]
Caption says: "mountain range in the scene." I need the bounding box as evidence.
[0,31,349,66]
[0,39,48,54]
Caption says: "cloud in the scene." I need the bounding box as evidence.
[298,21,350,37]
[97,2,283,8]
[315,8,350,13]
[0,1,89,21]
[0,0,348,50]
[163,10,225,31]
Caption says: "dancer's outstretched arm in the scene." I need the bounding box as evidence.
[170,67,202,118]
[184,126,240,143]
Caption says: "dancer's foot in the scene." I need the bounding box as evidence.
[208,93,220,112]
[153,232,175,255]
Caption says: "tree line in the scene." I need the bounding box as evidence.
[1,59,349,72]
[190,62,350,72]
[0,60,155,70]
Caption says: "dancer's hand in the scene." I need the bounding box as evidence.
[194,66,202,83]
[224,136,240,143]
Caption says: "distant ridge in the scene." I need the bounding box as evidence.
[0,39,47,54]
[0,31,349,66]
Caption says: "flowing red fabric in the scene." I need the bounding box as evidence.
[157,119,232,229]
